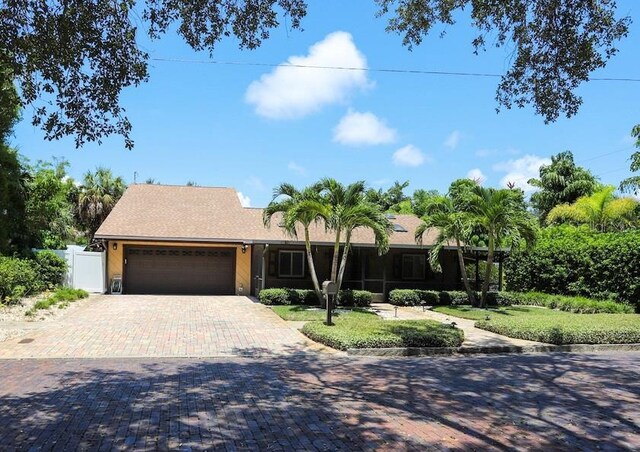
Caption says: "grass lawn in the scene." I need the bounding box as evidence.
[300,309,464,350]
[434,305,640,345]
[270,305,377,322]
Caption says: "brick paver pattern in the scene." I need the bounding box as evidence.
[0,296,312,359]
[0,353,639,450]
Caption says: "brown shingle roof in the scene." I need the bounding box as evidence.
[95,185,439,247]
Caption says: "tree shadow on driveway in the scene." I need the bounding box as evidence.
[0,351,638,450]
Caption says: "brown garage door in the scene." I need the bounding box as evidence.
[124,246,236,295]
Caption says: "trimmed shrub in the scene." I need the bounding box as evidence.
[338,289,373,307]
[444,291,474,305]
[388,289,421,306]
[506,226,640,309]
[258,288,321,306]
[0,257,41,304]
[258,288,290,305]
[502,291,634,314]
[415,290,439,305]
[34,251,67,290]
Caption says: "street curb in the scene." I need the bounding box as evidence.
[346,343,640,357]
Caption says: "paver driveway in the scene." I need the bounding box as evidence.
[0,295,314,359]
[0,353,639,450]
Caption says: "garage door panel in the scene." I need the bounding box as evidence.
[124,246,236,295]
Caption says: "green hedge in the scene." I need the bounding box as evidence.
[258,288,318,306]
[0,256,42,303]
[389,289,482,306]
[258,288,372,307]
[34,251,67,290]
[337,289,373,307]
[499,291,633,314]
[506,226,640,308]
[387,288,630,313]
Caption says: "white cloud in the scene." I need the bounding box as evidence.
[237,192,251,207]
[333,110,397,146]
[466,168,486,184]
[444,130,461,150]
[493,155,551,192]
[287,161,306,175]
[245,31,370,119]
[392,145,428,167]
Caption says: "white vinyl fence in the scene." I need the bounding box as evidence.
[36,246,107,293]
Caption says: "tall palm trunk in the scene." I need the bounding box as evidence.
[304,227,323,304]
[455,238,476,306]
[480,235,495,308]
[336,230,352,292]
[330,228,341,282]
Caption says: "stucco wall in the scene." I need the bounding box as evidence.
[106,240,251,295]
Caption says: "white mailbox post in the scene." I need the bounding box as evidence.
[322,280,338,325]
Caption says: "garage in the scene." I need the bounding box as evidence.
[124,246,236,295]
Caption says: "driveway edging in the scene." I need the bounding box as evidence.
[347,342,640,356]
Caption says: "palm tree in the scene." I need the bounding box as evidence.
[263,183,328,304]
[415,195,476,305]
[467,186,537,308]
[318,179,392,291]
[547,185,638,231]
[77,168,127,240]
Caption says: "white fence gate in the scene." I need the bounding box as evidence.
[38,246,106,293]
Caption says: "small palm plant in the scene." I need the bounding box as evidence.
[263,183,328,304]
[467,186,537,308]
[415,195,476,305]
[547,185,638,231]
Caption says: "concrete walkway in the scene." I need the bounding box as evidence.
[370,302,545,348]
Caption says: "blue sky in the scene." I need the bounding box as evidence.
[11,0,640,207]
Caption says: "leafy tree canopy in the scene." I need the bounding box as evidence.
[24,159,76,249]
[1,1,629,147]
[376,0,630,122]
[528,151,600,221]
[366,180,410,212]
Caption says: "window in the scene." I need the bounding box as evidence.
[402,254,426,280]
[278,250,305,278]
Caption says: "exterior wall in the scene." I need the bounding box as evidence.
[106,240,251,295]
[260,244,461,295]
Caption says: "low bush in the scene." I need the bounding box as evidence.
[388,289,421,306]
[34,251,67,290]
[301,311,464,350]
[258,288,290,305]
[258,288,320,306]
[0,257,41,304]
[25,288,89,316]
[338,289,373,307]
[444,291,474,305]
[416,290,439,305]
[502,291,633,314]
